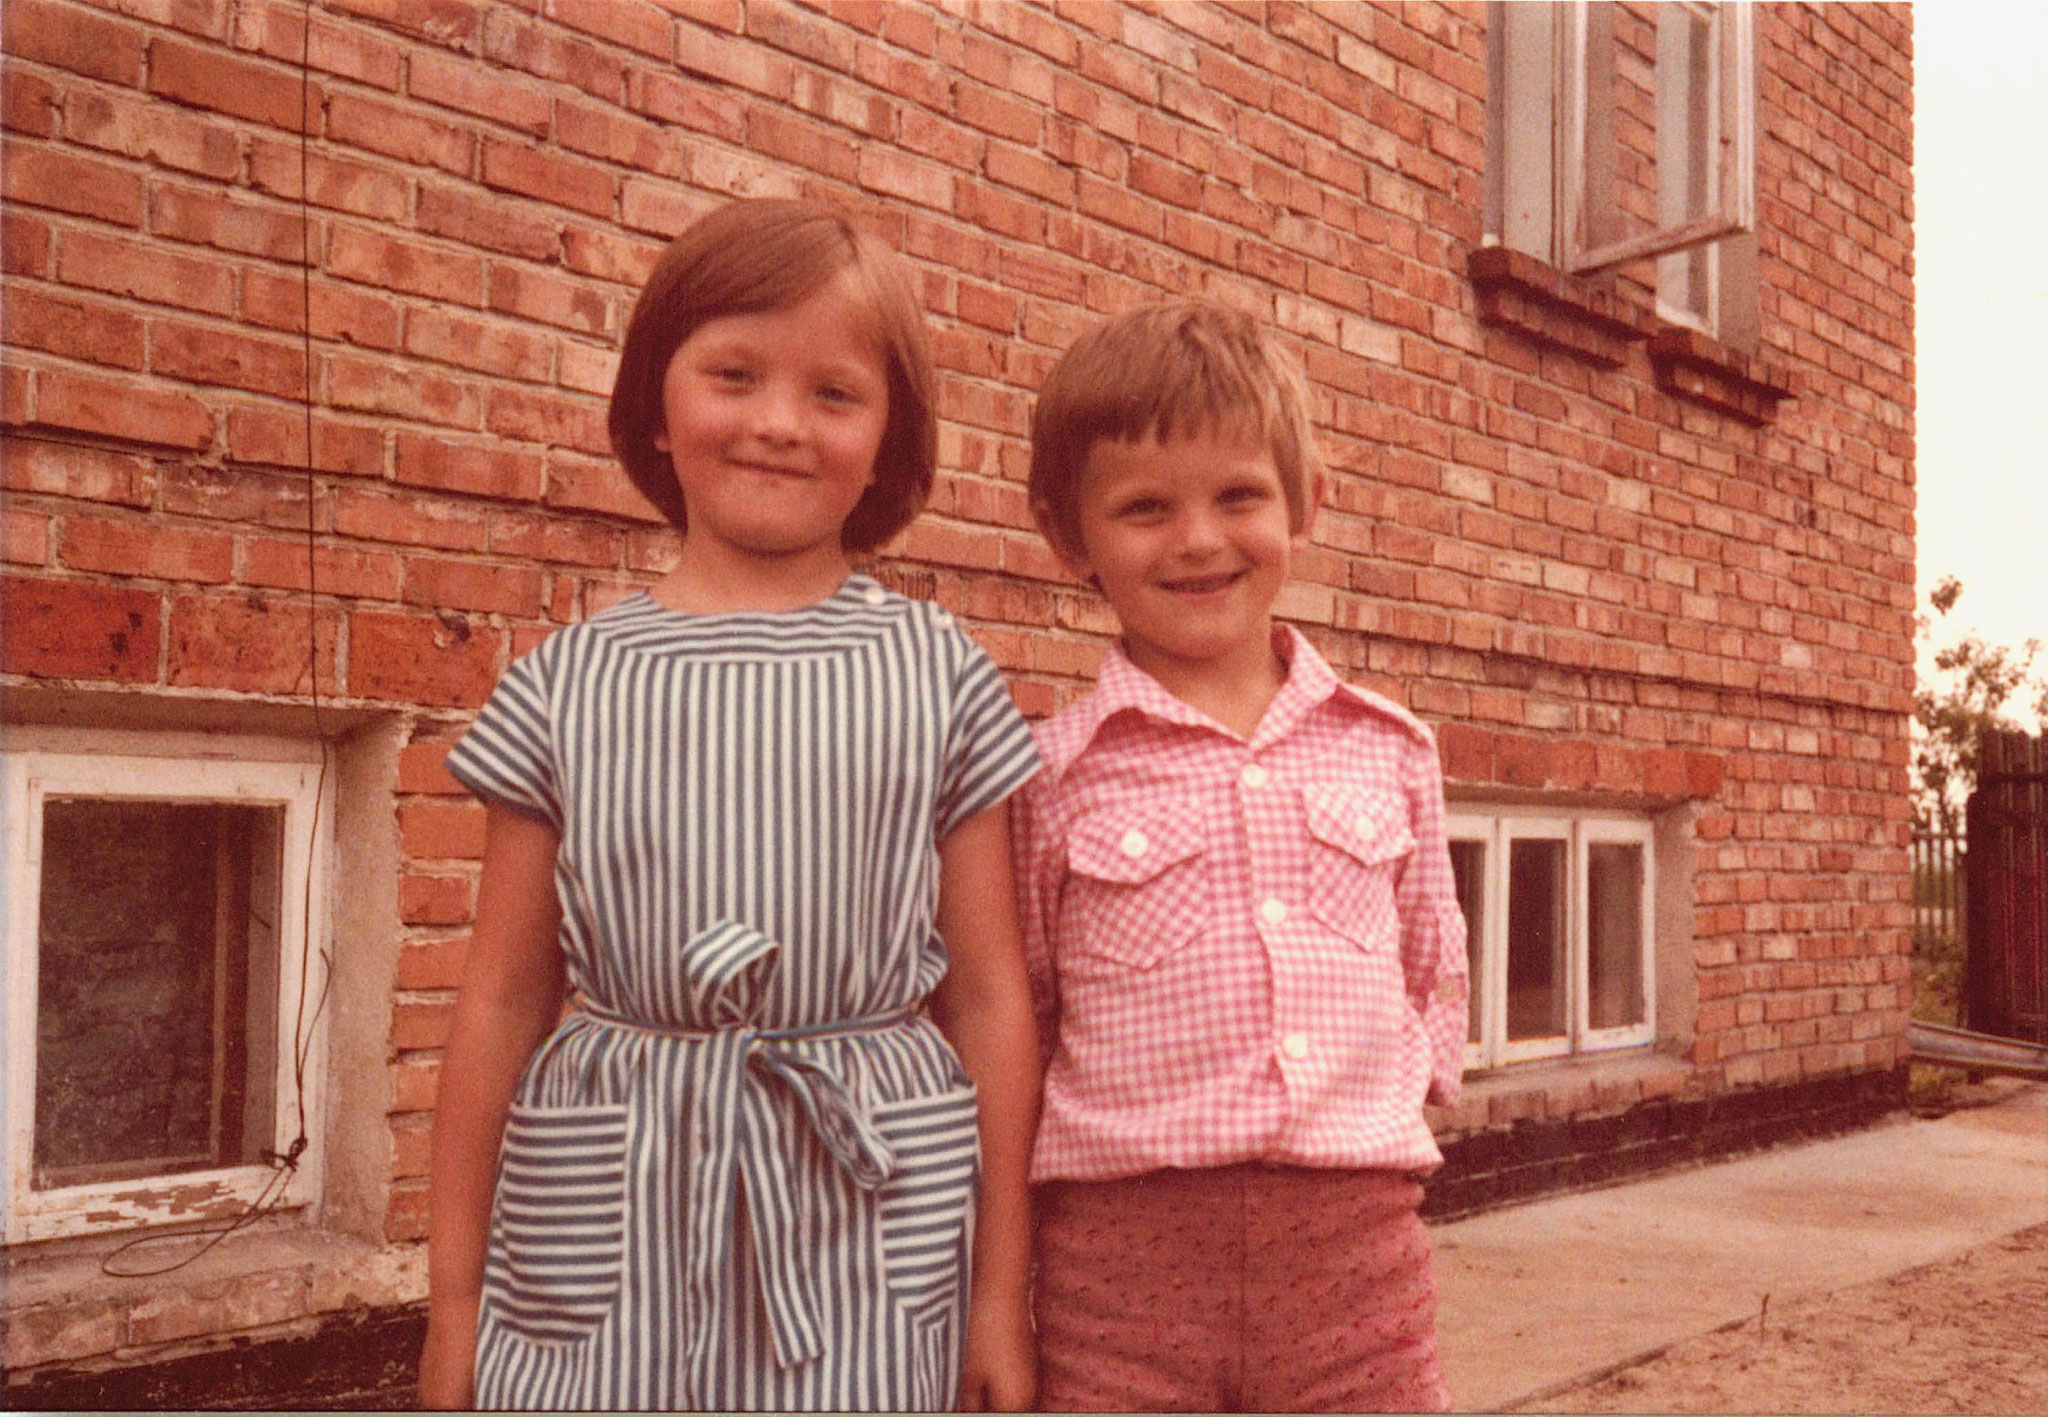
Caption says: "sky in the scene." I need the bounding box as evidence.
[1913,8,2048,675]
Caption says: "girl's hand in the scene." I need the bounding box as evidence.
[957,1291,1036,1412]
[416,1299,479,1409]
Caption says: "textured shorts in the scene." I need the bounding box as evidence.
[1032,1164,1451,1413]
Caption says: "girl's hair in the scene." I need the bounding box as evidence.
[609,199,937,552]
[1029,300,1322,559]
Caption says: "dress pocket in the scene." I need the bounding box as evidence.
[870,1083,980,1312]
[1059,806,1208,970]
[485,1102,631,1346]
[1303,783,1415,949]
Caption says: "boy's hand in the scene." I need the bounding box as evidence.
[957,1294,1036,1412]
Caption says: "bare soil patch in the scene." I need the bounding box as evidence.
[1515,1224,2047,1414]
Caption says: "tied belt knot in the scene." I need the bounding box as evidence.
[575,920,916,1380]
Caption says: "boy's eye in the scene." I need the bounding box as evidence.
[1220,483,1275,508]
[1114,496,1170,519]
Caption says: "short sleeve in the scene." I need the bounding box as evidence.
[934,630,1040,841]
[445,645,561,831]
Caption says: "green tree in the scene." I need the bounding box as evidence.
[1912,576,2048,836]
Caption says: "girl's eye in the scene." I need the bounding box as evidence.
[709,364,754,387]
[816,384,858,406]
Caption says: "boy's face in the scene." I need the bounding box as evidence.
[1059,431,1298,689]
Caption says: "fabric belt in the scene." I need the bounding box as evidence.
[572,920,918,1381]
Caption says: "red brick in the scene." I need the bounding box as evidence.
[332,489,489,552]
[2,143,145,226]
[390,999,455,1052]
[544,454,666,524]
[0,574,159,681]
[323,89,471,174]
[64,88,243,181]
[148,36,307,130]
[150,184,306,260]
[150,319,308,399]
[393,432,544,501]
[3,0,146,85]
[402,311,552,383]
[480,140,616,219]
[328,356,482,429]
[241,268,401,348]
[399,738,466,794]
[242,538,404,600]
[3,65,58,137]
[326,226,482,305]
[3,507,50,564]
[485,387,609,456]
[347,608,501,707]
[225,406,386,477]
[487,511,622,567]
[57,228,236,315]
[407,48,552,134]
[247,140,409,221]
[2,209,52,279]
[400,879,475,930]
[28,369,214,449]
[62,518,233,583]
[234,2,405,90]
[402,555,546,617]
[481,11,628,102]
[3,288,145,369]
[415,181,561,262]
[166,592,340,694]
[0,438,156,506]
[399,799,488,860]
[556,98,687,177]
[391,1056,440,1112]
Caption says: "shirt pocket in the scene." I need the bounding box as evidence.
[1303,783,1415,951]
[485,1102,631,1346]
[1059,805,1209,971]
[870,1082,980,1312]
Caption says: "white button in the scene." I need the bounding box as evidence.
[1240,763,1270,789]
[932,608,953,626]
[1119,828,1150,858]
[1259,898,1287,926]
[1353,813,1374,838]
[863,585,886,606]
[1279,1032,1310,1060]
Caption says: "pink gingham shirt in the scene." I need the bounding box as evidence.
[1014,626,1468,1183]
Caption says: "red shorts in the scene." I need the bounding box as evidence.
[1032,1164,1451,1413]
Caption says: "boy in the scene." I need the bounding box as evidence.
[1014,301,1468,1412]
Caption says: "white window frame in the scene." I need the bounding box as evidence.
[1452,809,1657,1072]
[1486,1,1756,313]
[1,732,332,1245]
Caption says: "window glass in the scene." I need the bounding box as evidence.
[1449,839,1488,1043]
[1587,840,1647,1030]
[34,800,284,1190]
[1507,838,1568,1040]
[1657,1,1717,323]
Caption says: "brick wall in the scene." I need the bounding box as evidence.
[2,0,1912,1317]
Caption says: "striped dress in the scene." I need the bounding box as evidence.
[444,574,1040,1411]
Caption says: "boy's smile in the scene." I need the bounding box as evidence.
[1062,431,1300,717]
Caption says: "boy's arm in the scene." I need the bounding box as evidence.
[418,805,567,1410]
[1397,735,1470,1108]
[930,803,1041,1413]
[1008,787,1061,1072]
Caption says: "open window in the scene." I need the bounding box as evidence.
[2,736,332,1244]
[1450,809,1656,1070]
[1487,0,1758,346]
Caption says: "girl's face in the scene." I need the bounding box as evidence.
[656,275,890,575]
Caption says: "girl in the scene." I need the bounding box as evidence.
[417,199,1042,1412]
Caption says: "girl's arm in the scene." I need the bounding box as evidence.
[417,804,568,1410]
[928,802,1041,1414]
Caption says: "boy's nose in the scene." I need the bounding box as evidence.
[1176,507,1229,553]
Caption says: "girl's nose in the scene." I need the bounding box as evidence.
[751,381,805,445]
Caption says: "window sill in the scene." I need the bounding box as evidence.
[1468,246,1793,424]
[2,1226,423,1375]
[1467,245,1658,367]
[1428,1047,1693,1138]
[1646,325,1794,424]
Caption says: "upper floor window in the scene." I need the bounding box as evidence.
[2,732,331,1244]
[1486,0,1759,347]
[1450,807,1657,1070]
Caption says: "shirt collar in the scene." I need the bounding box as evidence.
[1042,624,1385,781]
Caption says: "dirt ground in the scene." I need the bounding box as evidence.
[1515,1223,2047,1415]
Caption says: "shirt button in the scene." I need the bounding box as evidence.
[1353,813,1374,838]
[932,608,954,627]
[1119,828,1150,859]
[1259,897,1287,926]
[1279,1031,1310,1060]
[1240,763,1270,789]
[862,585,887,607]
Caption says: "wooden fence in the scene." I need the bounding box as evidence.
[1965,731,2048,1043]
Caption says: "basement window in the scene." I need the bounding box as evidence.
[1450,809,1657,1070]
[2,739,332,1244]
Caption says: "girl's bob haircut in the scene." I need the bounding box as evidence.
[609,198,937,553]
[1029,300,1323,561]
